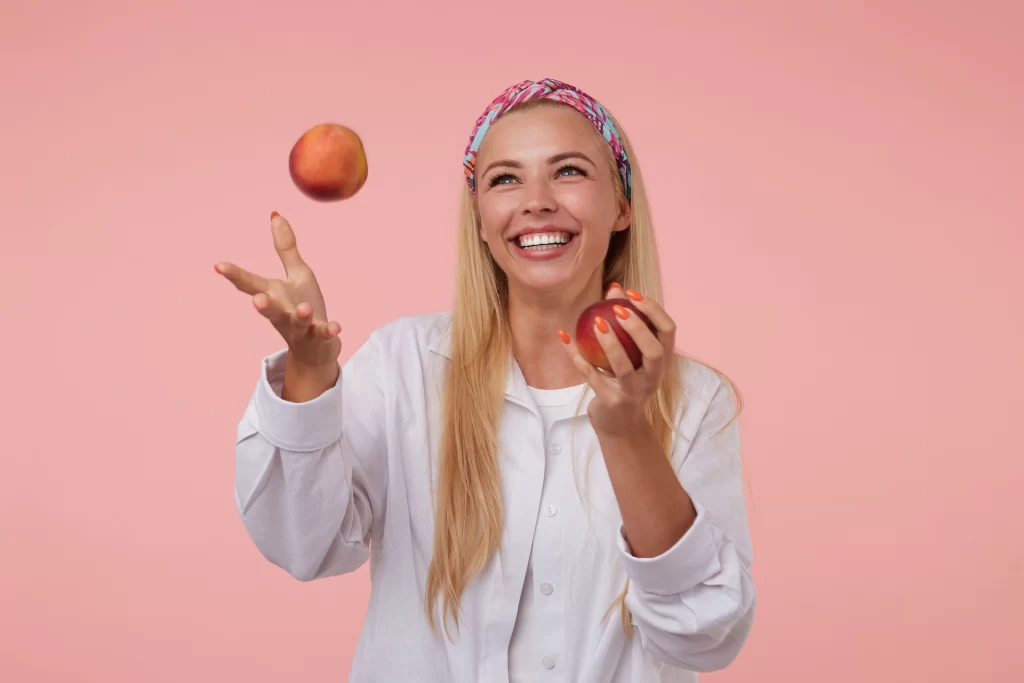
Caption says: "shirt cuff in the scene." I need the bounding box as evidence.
[617,500,722,596]
[252,349,343,452]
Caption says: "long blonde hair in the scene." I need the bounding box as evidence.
[424,98,740,638]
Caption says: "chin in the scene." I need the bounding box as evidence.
[513,275,572,294]
[505,263,586,295]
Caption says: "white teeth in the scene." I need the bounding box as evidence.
[516,232,573,248]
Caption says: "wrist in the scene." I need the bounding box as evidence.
[283,352,339,402]
[286,350,338,376]
[592,404,650,440]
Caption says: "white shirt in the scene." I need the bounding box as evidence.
[234,311,755,683]
[509,382,588,682]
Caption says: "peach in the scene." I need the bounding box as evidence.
[575,298,657,373]
[288,123,368,201]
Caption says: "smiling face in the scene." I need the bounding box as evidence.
[473,102,631,297]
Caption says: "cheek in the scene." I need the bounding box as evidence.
[477,200,505,242]
[477,195,516,244]
[558,184,617,232]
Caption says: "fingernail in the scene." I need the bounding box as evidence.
[595,316,610,334]
[625,289,643,301]
[271,211,280,221]
[213,263,222,274]
[610,282,622,290]
[612,304,630,320]
[558,330,571,344]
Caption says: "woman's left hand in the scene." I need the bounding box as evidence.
[560,284,677,435]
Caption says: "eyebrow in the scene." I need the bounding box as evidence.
[481,151,596,179]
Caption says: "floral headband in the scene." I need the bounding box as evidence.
[462,78,632,201]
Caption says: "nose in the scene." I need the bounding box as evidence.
[521,179,558,215]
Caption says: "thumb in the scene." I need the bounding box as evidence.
[270,212,307,276]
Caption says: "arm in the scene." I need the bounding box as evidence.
[597,411,697,559]
[561,286,754,671]
[600,371,755,672]
[234,332,389,582]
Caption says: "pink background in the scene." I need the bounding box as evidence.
[2,1,1021,681]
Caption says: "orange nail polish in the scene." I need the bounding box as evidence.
[595,316,610,333]
[610,281,622,290]
[613,304,630,320]
[625,289,643,301]
[271,211,280,220]
[558,330,571,344]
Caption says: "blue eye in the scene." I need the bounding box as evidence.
[557,164,586,178]
[487,164,588,188]
[489,173,517,187]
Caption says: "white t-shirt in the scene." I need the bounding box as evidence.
[508,382,588,683]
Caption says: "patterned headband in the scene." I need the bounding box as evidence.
[463,78,632,201]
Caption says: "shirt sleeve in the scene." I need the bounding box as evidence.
[617,369,756,672]
[233,332,389,582]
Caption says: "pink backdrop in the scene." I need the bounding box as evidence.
[2,1,1021,681]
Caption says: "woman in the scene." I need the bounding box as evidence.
[216,78,755,683]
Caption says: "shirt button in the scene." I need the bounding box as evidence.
[540,582,553,595]
[542,655,555,669]
[549,443,562,455]
[545,504,558,517]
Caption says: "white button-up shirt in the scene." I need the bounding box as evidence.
[234,312,755,682]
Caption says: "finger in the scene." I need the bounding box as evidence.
[288,302,318,337]
[592,316,637,377]
[559,330,613,394]
[270,212,308,277]
[623,289,677,352]
[611,303,664,372]
[605,281,626,299]
[288,304,342,341]
[252,291,292,327]
[216,261,270,295]
[306,320,342,340]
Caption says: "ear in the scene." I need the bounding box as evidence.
[611,197,632,233]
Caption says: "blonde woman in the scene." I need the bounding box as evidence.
[216,78,755,683]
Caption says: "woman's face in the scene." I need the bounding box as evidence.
[473,104,630,296]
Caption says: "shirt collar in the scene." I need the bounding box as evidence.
[428,315,595,414]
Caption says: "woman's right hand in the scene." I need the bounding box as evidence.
[215,212,342,398]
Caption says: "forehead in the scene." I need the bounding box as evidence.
[476,103,604,161]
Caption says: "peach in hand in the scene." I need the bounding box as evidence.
[575,298,657,373]
[288,123,368,201]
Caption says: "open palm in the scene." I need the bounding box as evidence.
[215,213,342,370]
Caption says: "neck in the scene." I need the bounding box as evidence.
[507,269,605,390]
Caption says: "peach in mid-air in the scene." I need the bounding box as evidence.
[575,298,657,373]
[288,123,368,201]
